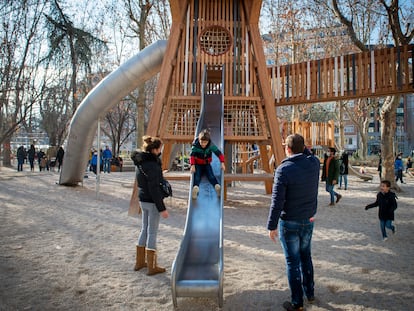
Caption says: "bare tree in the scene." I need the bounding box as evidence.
[42,0,107,114]
[123,0,170,147]
[102,99,137,156]
[330,0,413,189]
[0,0,46,165]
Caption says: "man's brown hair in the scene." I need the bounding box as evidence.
[285,134,305,154]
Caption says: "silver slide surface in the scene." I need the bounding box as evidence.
[171,69,225,307]
[348,164,373,181]
[59,40,167,185]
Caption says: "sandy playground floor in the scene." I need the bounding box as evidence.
[0,166,413,310]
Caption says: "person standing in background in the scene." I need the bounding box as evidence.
[321,147,342,206]
[102,145,112,173]
[338,151,349,190]
[16,146,26,172]
[27,144,36,172]
[56,146,65,172]
[394,153,404,183]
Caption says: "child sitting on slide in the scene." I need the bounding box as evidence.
[190,129,225,199]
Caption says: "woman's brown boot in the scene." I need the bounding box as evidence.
[134,245,147,271]
[146,249,166,275]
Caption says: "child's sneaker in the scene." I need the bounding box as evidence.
[192,186,199,199]
[215,184,221,197]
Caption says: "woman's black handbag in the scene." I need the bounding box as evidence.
[161,179,173,198]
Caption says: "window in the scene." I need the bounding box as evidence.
[199,26,232,56]
[344,125,354,133]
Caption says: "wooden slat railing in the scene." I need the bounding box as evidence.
[268,45,414,106]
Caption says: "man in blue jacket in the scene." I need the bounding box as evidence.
[102,145,112,173]
[267,133,320,311]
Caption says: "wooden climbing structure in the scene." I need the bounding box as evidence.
[147,0,284,193]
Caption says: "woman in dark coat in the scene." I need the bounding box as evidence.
[56,147,65,172]
[27,144,36,171]
[131,136,169,276]
[339,151,349,190]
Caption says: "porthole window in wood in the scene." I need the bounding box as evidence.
[199,26,232,56]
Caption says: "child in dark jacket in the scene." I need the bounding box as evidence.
[190,129,225,199]
[365,180,397,241]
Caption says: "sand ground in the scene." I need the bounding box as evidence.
[0,165,413,311]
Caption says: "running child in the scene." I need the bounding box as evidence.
[365,180,397,241]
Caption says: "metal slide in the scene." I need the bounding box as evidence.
[59,40,167,185]
[348,164,373,181]
[171,67,225,308]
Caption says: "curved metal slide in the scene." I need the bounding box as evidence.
[348,164,373,181]
[171,69,225,308]
[59,40,167,185]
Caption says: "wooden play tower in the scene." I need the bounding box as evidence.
[147,0,284,193]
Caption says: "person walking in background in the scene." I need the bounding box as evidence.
[27,144,36,172]
[16,145,26,172]
[56,146,65,172]
[37,149,45,171]
[131,136,169,276]
[405,157,412,173]
[102,145,112,173]
[190,129,225,199]
[267,134,320,311]
[321,147,342,206]
[365,180,397,241]
[377,152,382,180]
[338,151,349,190]
[394,153,404,183]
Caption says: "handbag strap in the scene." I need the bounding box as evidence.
[138,165,148,178]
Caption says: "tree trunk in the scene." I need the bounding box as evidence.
[2,139,12,167]
[380,95,400,191]
[361,117,370,159]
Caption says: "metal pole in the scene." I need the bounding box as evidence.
[96,119,101,199]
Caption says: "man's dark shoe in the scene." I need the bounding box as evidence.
[307,296,315,304]
[283,301,304,311]
[336,194,342,203]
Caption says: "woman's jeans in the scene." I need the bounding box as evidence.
[193,164,218,187]
[339,174,348,189]
[138,201,160,250]
[17,159,24,171]
[279,219,314,307]
[395,169,403,182]
[325,183,339,203]
[380,219,395,239]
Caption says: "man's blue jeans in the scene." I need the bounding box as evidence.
[193,164,218,187]
[279,219,315,307]
[325,183,338,203]
[103,158,111,173]
[138,201,160,250]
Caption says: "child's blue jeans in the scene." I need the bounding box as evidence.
[193,164,218,187]
[380,219,395,239]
